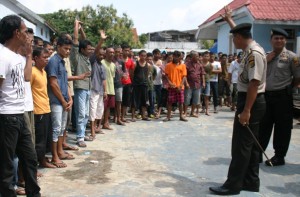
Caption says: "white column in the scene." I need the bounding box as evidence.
[297,32,300,55]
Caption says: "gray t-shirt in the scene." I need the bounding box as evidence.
[266,48,300,91]
[91,60,106,94]
[238,41,267,93]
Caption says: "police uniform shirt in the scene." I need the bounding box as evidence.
[266,48,300,91]
[238,41,267,93]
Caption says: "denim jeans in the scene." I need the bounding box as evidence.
[50,104,68,142]
[184,88,201,106]
[74,89,90,141]
[210,81,219,108]
[0,114,40,197]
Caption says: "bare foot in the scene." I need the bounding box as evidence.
[37,171,43,177]
[40,159,57,168]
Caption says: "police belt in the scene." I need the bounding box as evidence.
[265,89,288,97]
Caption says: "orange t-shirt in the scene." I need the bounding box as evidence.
[30,66,51,114]
[165,62,187,89]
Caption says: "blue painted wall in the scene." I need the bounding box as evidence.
[217,16,252,54]
[216,15,300,54]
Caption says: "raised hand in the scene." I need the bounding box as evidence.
[99,30,108,40]
[220,6,232,22]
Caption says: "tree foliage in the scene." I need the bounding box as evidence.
[40,5,143,48]
[138,33,149,47]
[200,40,214,50]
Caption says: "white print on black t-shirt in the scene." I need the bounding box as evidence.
[11,62,25,99]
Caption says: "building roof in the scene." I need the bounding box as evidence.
[200,0,300,27]
[1,0,57,32]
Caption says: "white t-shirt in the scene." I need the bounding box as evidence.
[210,61,221,82]
[0,46,25,114]
[153,64,162,85]
[228,60,240,84]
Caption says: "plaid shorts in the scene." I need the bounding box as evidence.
[168,88,184,104]
[104,95,115,109]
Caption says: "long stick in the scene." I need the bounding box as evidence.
[245,125,273,167]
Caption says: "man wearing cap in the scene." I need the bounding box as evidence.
[259,28,300,166]
[209,6,267,195]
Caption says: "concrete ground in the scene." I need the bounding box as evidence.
[38,106,300,197]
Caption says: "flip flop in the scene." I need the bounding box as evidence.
[16,187,26,195]
[76,141,87,148]
[117,121,125,126]
[51,161,67,168]
[84,135,94,141]
[180,117,188,122]
[60,154,75,160]
[163,118,171,122]
[63,144,79,151]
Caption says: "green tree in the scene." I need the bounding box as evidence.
[139,33,149,47]
[40,5,140,47]
[200,40,214,49]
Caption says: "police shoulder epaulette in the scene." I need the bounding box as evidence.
[249,49,264,57]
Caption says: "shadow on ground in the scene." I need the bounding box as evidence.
[203,157,231,166]
[266,181,300,196]
[145,170,218,197]
[260,163,300,176]
[62,150,113,184]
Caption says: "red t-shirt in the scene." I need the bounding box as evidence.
[121,58,135,85]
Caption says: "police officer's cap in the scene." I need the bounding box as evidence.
[229,23,252,35]
[271,28,288,38]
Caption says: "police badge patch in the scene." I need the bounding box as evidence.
[248,55,255,68]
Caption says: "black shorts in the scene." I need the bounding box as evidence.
[132,85,148,108]
[122,84,132,107]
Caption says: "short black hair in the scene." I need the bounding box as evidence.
[34,36,43,45]
[32,47,48,58]
[57,36,73,46]
[203,51,210,56]
[79,39,92,52]
[221,54,228,58]
[173,50,181,57]
[138,50,147,55]
[43,41,51,48]
[152,48,160,55]
[27,28,34,34]
[147,52,153,57]
[0,15,23,44]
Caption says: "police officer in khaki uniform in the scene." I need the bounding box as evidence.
[259,28,300,166]
[209,6,267,195]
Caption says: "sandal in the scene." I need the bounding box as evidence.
[163,118,171,122]
[84,135,94,141]
[76,141,87,148]
[59,154,75,160]
[51,161,67,168]
[142,118,151,121]
[180,117,188,122]
[63,144,79,151]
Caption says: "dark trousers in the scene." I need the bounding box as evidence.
[210,81,219,107]
[154,85,162,108]
[161,88,168,108]
[223,93,266,191]
[259,91,293,158]
[147,89,155,115]
[34,113,51,161]
[0,114,40,197]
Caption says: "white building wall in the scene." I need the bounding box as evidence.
[0,4,50,41]
[145,41,200,50]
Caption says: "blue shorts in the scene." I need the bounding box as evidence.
[184,88,201,105]
[202,82,211,96]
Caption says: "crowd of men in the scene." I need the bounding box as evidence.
[1,5,300,196]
